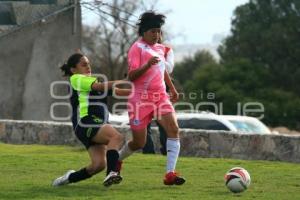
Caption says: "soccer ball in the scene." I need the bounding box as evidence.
[224,167,251,193]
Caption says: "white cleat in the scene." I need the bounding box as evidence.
[103,171,123,187]
[52,170,75,187]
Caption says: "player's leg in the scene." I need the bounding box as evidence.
[115,127,147,181]
[52,145,105,187]
[117,102,153,176]
[118,128,147,161]
[156,99,185,185]
[52,122,98,187]
[68,145,106,184]
[92,124,123,186]
[86,144,107,175]
[53,123,123,187]
[119,104,152,160]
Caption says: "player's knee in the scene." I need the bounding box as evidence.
[103,125,124,142]
[109,132,123,145]
[115,133,124,143]
[167,123,179,137]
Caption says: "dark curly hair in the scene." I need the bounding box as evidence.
[137,11,166,36]
[60,53,84,76]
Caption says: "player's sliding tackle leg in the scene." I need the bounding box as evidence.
[52,124,123,187]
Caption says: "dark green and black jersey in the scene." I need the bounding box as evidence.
[70,74,112,130]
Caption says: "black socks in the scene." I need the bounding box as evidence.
[106,149,120,175]
[68,168,92,183]
[68,149,119,183]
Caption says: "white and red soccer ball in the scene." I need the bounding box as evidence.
[224,167,251,193]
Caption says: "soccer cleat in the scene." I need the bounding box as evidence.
[163,171,186,185]
[103,171,123,187]
[52,170,75,187]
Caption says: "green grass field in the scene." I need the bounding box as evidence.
[0,143,299,200]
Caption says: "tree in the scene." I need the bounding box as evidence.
[81,0,160,80]
[211,0,300,129]
[173,50,217,86]
[181,56,300,129]
[218,0,300,94]
[256,88,300,129]
[183,59,269,113]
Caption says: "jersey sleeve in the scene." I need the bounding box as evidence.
[70,74,97,92]
[165,48,175,74]
[127,43,141,72]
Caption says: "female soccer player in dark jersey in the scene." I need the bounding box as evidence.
[52,53,130,187]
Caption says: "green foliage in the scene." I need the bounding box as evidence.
[175,0,300,129]
[218,0,300,94]
[1,143,300,200]
[256,89,300,129]
[173,50,217,85]
[183,59,268,114]
[217,0,300,128]
[176,56,300,129]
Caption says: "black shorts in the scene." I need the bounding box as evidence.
[74,116,104,149]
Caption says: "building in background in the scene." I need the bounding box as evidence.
[0,0,81,120]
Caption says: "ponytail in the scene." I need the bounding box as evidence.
[60,53,84,77]
[60,63,72,76]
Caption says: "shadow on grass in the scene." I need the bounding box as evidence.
[212,190,244,197]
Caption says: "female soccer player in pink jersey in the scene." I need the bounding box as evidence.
[119,11,185,185]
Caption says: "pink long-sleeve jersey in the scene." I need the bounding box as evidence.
[127,39,167,95]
